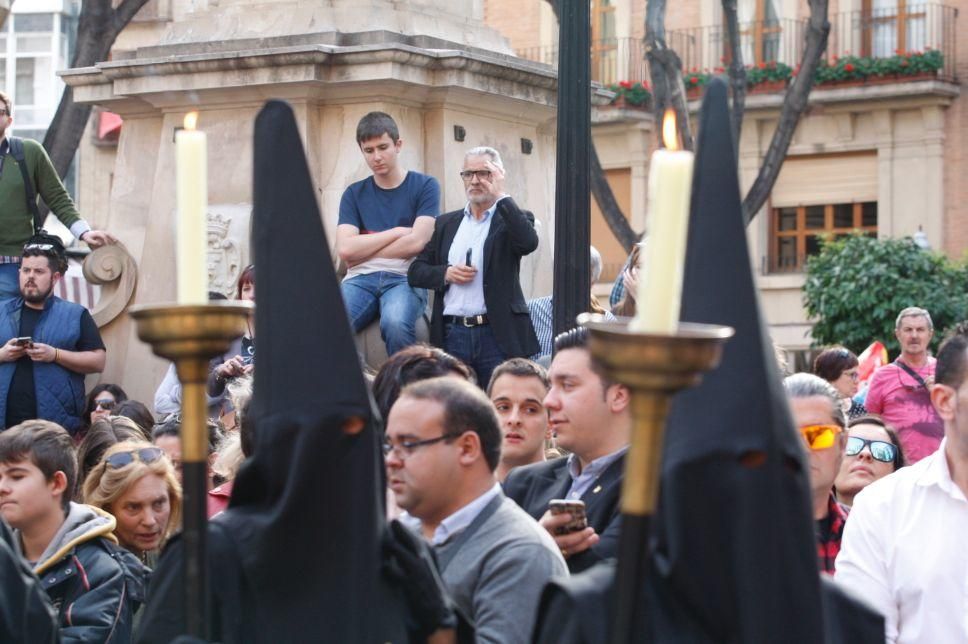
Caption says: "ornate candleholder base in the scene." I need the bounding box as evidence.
[577,314,734,644]
[130,301,253,638]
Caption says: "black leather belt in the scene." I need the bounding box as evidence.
[444,314,489,327]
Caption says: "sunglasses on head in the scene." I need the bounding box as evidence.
[94,398,116,411]
[845,436,898,463]
[799,424,843,450]
[104,447,164,470]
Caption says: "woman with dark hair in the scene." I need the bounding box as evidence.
[79,384,128,439]
[371,343,474,422]
[813,346,867,419]
[75,416,147,499]
[113,400,155,438]
[208,266,255,402]
[834,415,906,507]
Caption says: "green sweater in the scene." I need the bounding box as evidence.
[0,138,82,256]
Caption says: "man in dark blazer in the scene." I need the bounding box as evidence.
[408,146,539,388]
[503,327,629,573]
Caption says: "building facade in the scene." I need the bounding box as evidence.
[499,0,966,361]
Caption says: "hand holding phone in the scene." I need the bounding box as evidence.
[465,249,472,267]
[548,499,588,535]
[14,336,32,348]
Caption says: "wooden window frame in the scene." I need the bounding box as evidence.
[725,0,783,66]
[861,0,927,56]
[770,202,877,273]
[591,0,617,83]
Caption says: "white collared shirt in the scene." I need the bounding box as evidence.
[400,483,502,546]
[835,439,968,643]
[442,199,502,316]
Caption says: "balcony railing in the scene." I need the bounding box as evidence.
[514,3,957,86]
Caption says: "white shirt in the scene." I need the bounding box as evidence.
[835,439,968,643]
[400,483,502,546]
[442,199,501,316]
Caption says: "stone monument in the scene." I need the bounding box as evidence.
[64,1,563,402]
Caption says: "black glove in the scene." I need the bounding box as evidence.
[382,519,458,637]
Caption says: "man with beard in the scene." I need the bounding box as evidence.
[0,234,105,433]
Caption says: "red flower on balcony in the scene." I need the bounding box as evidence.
[715,66,725,73]
[758,62,767,69]
[619,80,632,89]
[844,63,855,72]
[689,76,699,85]
[900,60,909,67]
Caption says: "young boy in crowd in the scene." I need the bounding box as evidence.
[0,420,144,642]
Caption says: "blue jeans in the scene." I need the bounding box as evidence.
[444,322,507,390]
[0,263,19,300]
[341,271,427,357]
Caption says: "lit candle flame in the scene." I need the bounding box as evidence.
[661,109,679,151]
[184,111,198,131]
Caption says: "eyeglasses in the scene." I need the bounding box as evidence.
[94,399,116,411]
[105,447,164,469]
[459,170,491,182]
[845,436,898,463]
[799,424,843,451]
[382,433,461,459]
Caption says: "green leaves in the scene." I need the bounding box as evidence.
[803,234,968,357]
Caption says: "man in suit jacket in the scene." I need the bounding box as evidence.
[408,146,539,388]
[386,377,567,644]
[503,327,630,573]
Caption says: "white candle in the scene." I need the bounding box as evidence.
[630,109,694,333]
[176,111,208,305]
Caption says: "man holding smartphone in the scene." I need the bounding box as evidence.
[503,326,630,573]
[409,146,539,389]
[0,234,105,433]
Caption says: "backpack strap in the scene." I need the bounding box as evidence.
[895,359,929,391]
[7,137,43,233]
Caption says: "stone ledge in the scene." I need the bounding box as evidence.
[705,78,960,111]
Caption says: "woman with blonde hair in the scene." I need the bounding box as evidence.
[83,440,182,562]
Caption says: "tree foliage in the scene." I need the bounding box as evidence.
[803,234,968,357]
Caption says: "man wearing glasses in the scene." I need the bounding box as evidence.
[0,91,114,299]
[385,377,566,644]
[837,323,968,643]
[409,146,539,389]
[864,306,943,464]
[0,235,105,434]
[783,373,849,574]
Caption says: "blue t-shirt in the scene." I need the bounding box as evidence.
[338,171,440,277]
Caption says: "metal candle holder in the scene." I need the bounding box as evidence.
[130,301,253,638]
[577,314,733,644]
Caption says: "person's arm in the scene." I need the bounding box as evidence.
[472,543,568,644]
[375,216,436,260]
[834,492,896,642]
[57,553,134,643]
[154,364,182,416]
[494,198,539,257]
[864,368,887,415]
[408,221,449,290]
[26,344,105,374]
[336,224,410,266]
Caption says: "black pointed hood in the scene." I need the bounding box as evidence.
[650,78,824,642]
[222,100,385,640]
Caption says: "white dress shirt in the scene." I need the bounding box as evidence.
[442,199,501,316]
[835,439,968,643]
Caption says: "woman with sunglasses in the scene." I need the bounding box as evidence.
[79,383,128,440]
[834,416,906,507]
[813,346,867,420]
[83,440,182,563]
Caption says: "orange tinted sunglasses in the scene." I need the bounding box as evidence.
[799,424,843,450]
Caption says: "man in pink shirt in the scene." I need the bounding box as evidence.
[865,306,943,462]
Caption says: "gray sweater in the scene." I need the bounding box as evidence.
[435,493,568,644]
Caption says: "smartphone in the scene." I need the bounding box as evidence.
[13,336,32,347]
[465,248,472,266]
[549,499,588,535]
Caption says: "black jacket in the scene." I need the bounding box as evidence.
[408,197,540,358]
[502,454,624,573]
[0,518,58,643]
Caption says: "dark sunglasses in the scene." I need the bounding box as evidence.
[94,398,116,411]
[105,447,164,469]
[845,436,898,463]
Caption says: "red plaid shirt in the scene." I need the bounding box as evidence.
[816,493,850,574]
